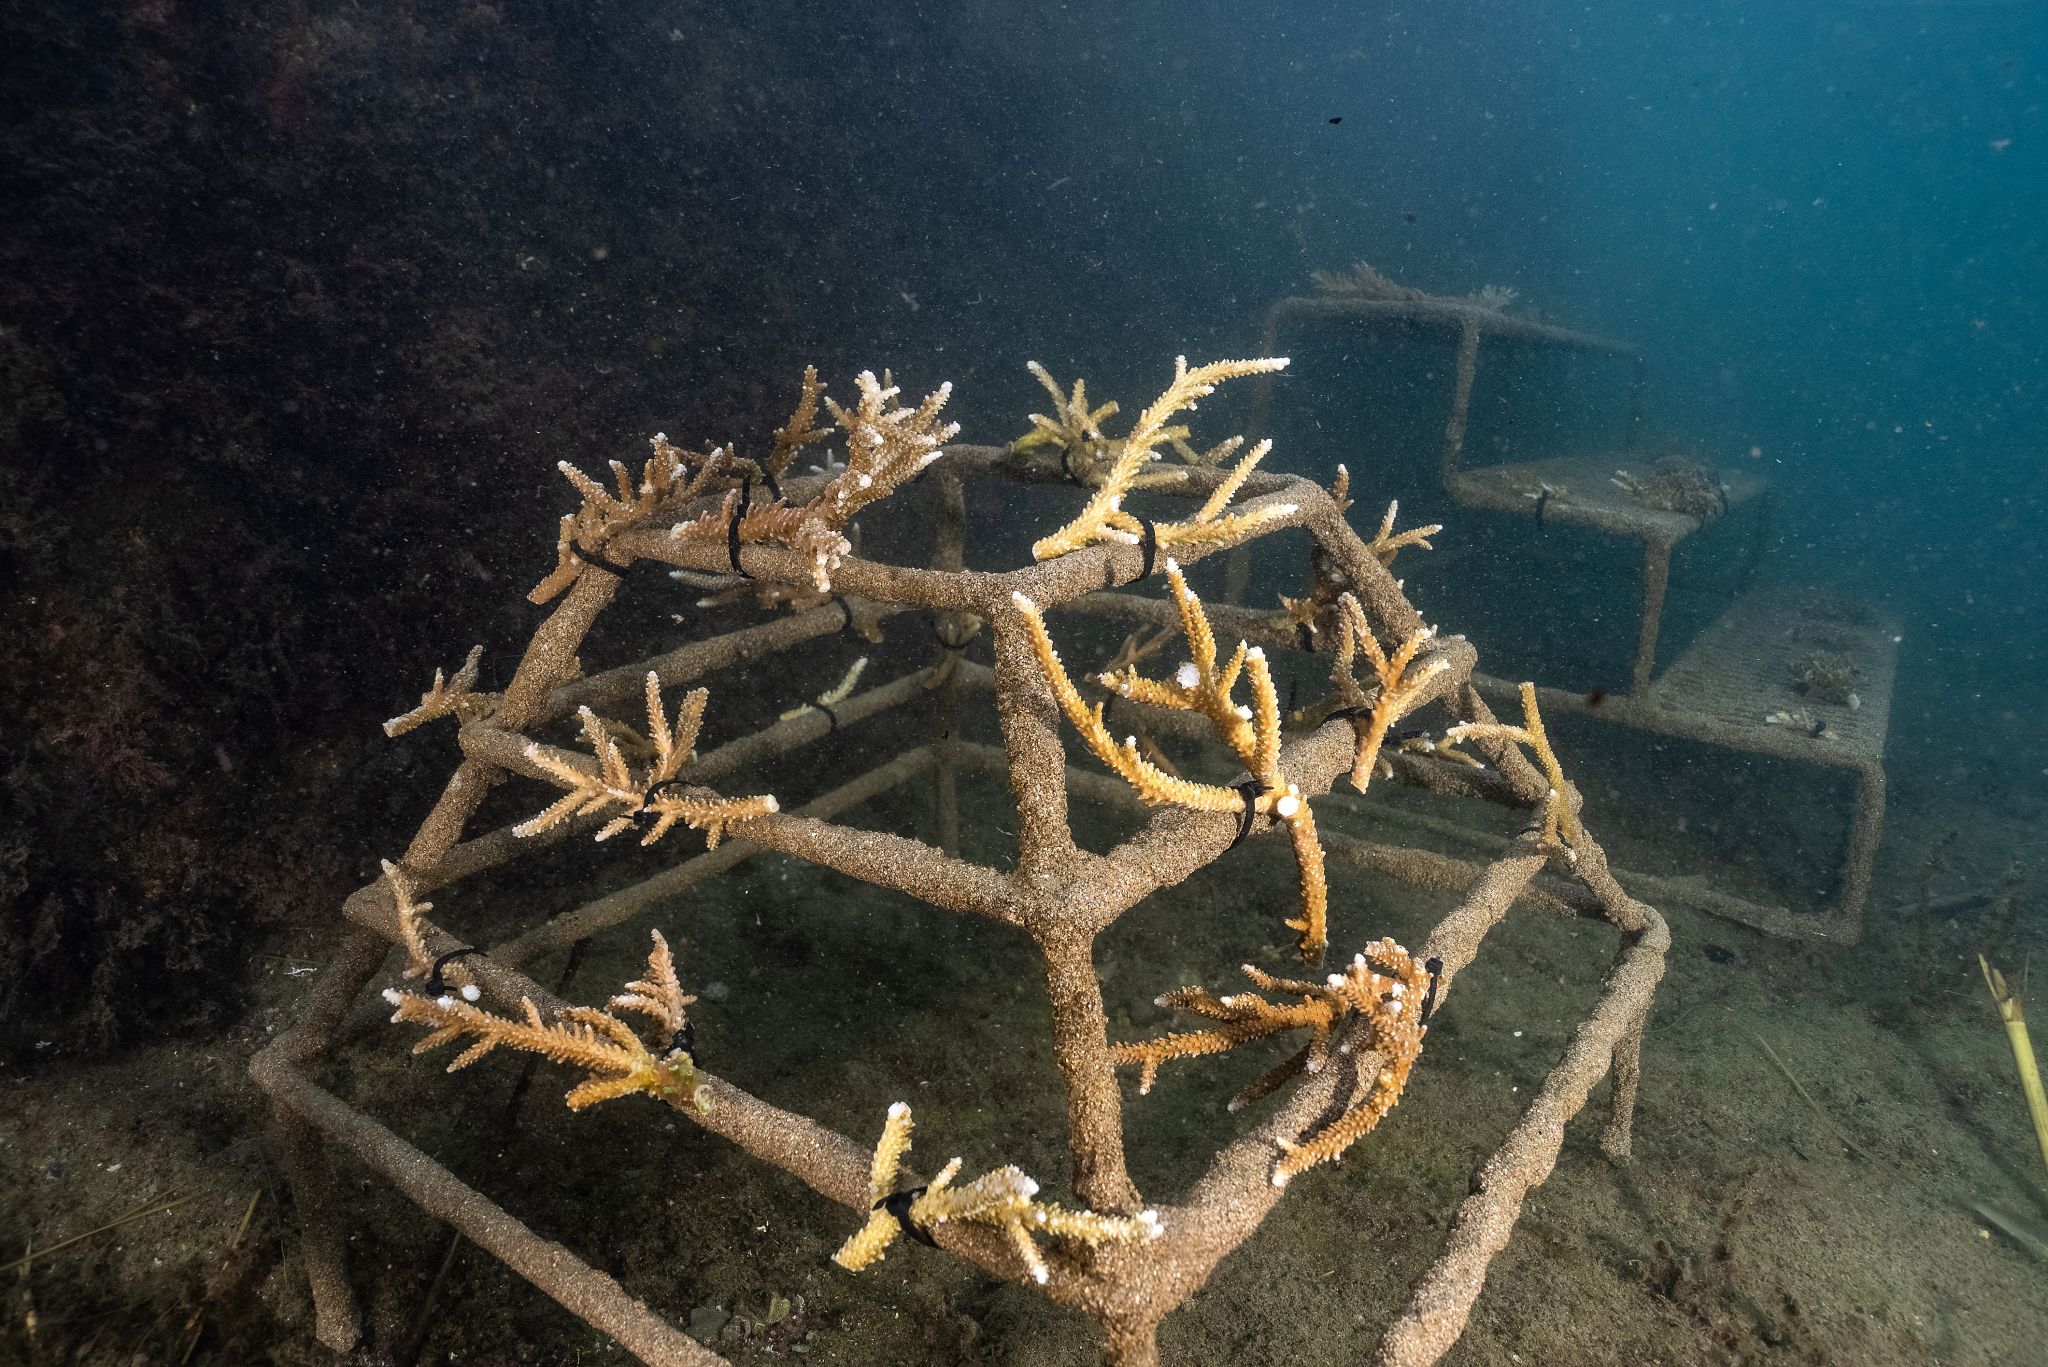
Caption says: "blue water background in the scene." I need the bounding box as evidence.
[708,0,2044,800]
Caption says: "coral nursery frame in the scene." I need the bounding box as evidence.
[252,362,1670,1366]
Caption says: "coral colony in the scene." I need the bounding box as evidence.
[253,356,1669,1366]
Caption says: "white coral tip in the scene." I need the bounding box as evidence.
[1162,557,1181,574]
[762,795,780,813]
[888,1100,910,1118]
[1010,590,1036,610]
[1274,794,1301,819]
[1271,1170,1291,1188]
[382,988,403,1006]
[460,984,481,1003]
[1033,1267,1049,1284]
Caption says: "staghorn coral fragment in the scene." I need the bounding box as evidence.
[669,369,956,591]
[384,645,490,736]
[833,1102,1160,1283]
[385,931,707,1112]
[1112,937,1435,1186]
[1330,594,1450,792]
[514,672,777,847]
[1013,560,1330,963]
[1444,681,1583,852]
[1027,356,1293,565]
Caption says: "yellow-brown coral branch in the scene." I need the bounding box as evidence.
[832,1103,1160,1283]
[1112,939,1434,1186]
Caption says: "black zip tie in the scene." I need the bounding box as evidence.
[1419,957,1444,1024]
[572,542,636,578]
[1058,443,1077,484]
[931,620,966,653]
[1323,706,1370,723]
[667,1020,696,1061]
[727,476,752,577]
[427,947,481,997]
[1296,622,1315,653]
[814,702,841,732]
[833,596,856,635]
[877,1187,939,1248]
[1533,488,1550,526]
[1227,778,1268,850]
[761,468,782,502]
[640,778,691,814]
[1135,515,1158,581]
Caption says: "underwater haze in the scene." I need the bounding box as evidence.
[1,1,2045,1363]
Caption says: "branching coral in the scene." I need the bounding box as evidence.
[668,369,956,592]
[384,645,491,736]
[1276,493,1439,649]
[384,930,706,1112]
[1013,360,1249,488]
[1329,594,1451,792]
[1443,682,1583,852]
[1026,356,1295,564]
[530,367,946,603]
[514,671,777,846]
[1012,561,1331,963]
[833,1102,1160,1283]
[1310,261,1431,301]
[1112,937,1436,1186]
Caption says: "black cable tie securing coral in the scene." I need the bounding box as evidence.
[1420,957,1444,1024]
[667,1019,696,1061]
[573,542,636,578]
[1135,516,1158,582]
[877,1187,939,1248]
[930,620,965,653]
[727,477,753,577]
[1322,706,1371,724]
[814,702,841,732]
[640,778,691,813]
[761,468,782,503]
[1227,778,1269,851]
[426,947,481,997]
[1296,622,1315,653]
[833,596,857,635]
[1058,443,1077,484]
